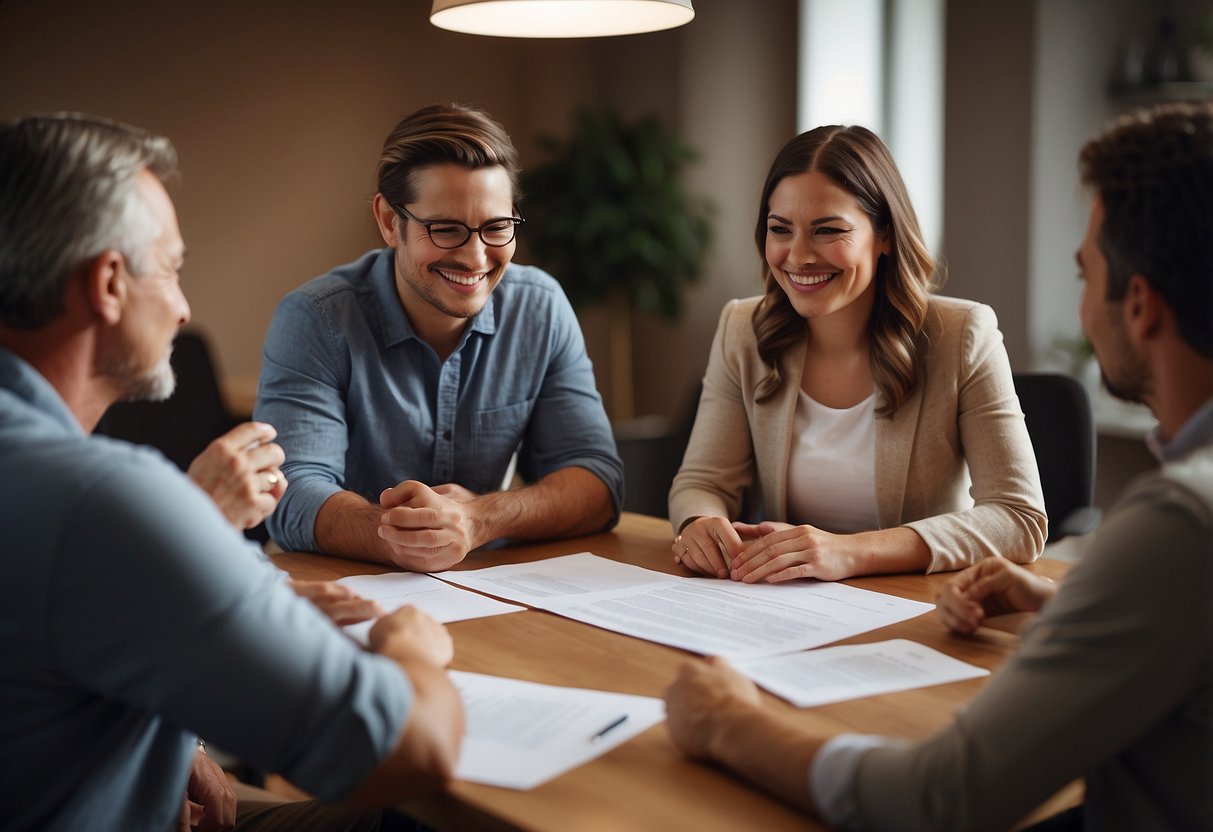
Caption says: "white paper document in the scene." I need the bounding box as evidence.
[336,571,524,644]
[436,553,934,659]
[734,638,989,707]
[450,670,665,790]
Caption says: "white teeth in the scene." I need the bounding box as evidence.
[437,270,485,286]
[788,272,837,286]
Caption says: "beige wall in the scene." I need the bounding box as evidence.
[0,0,527,388]
[5,0,1189,519]
[603,1,798,420]
[944,0,1209,371]
[0,0,796,424]
[941,1,1036,368]
[9,0,1189,425]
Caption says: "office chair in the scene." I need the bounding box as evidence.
[1013,372,1102,542]
[95,330,268,542]
[613,384,701,518]
[613,382,763,521]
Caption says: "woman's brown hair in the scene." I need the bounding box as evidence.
[751,125,937,416]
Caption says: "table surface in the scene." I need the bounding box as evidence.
[271,513,1075,832]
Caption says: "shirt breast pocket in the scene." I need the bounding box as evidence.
[471,399,534,487]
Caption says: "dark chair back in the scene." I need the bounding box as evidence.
[1013,372,1101,541]
[614,381,766,522]
[614,384,702,518]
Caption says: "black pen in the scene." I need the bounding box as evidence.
[590,714,628,742]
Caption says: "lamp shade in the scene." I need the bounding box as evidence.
[430,0,694,38]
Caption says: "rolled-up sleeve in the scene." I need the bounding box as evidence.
[904,303,1047,571]
[255,291,350,552]
[518,289,624,519]
[849,474,1211,830]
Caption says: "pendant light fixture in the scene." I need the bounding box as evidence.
[430,0,694,38]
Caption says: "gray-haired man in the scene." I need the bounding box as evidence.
[0,113,463,830]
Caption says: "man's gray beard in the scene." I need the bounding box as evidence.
[106,349,178,403]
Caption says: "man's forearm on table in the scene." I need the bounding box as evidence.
[314,490,394,564]
[469,466,616,546]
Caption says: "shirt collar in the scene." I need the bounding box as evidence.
[1146,397,1213,463]
[0,345,85,437]
[370,247,500,350]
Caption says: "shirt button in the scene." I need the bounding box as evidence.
[443,430,452,441]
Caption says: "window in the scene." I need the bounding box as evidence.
[798,0,943,253]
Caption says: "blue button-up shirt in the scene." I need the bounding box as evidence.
[1147,397,1213,463]
[0,346,409,829]
[256,248,623,552]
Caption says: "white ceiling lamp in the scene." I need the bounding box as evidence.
[430,0,694,38]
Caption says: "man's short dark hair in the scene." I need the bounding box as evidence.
[1079,101,1213,356]
[376,103,520,211]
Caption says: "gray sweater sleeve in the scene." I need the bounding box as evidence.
[848,456,1213,831]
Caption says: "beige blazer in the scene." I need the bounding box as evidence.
[668,295,1047,572]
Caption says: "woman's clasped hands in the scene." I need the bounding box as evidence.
[673,518,857,583]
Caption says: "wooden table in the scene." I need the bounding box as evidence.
[272,513,1075,831]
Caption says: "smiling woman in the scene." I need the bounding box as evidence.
[667,124,1047,584]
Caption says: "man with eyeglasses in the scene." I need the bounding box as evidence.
[256,103,623,571]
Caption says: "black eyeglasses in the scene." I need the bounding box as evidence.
[393,203,524,249]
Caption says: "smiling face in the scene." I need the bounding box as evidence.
[764,170,890,325]
[379,163,516,340]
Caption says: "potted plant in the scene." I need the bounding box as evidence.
[521,108,712,420]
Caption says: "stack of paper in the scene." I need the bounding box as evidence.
[451,671,665,789]
[437,552,935,659]
[335,555,988,791]
[733,639,989,707]
[336,570,523,644]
